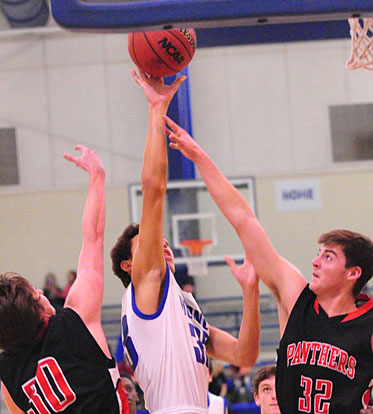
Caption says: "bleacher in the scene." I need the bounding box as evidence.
[100,293,279,414]
[102,293,281,369]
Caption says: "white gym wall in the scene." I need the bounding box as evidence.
[0,30,373,303]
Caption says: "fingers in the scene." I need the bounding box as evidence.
[172,75,187,91]
[63,144,85,162]
[165,126,180,141]
[163,115,181,133]
[224,255,238,272]
[130,68,141,85]
[63,153,74,161]
[63,153,79,166]
[74,144,87,152]
[243,255,253,266]
[63,145,90,166]
[165,127,173,136]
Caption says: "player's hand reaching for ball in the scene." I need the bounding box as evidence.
[63,145,105,178]
[131,68,185,110]
[224,255,259,293]
[164,115,203,162]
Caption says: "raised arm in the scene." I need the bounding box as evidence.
[206,256,260,367]
[62,145,110,356]
[1,382,24,414]
[165,116,307,326]
[129,69,185,314]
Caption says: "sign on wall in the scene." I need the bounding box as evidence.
[275,178,322,211]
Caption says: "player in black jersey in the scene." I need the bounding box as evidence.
[0,146,129,414]
[164,116,373,414]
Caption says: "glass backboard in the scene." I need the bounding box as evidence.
[129,177,256,266]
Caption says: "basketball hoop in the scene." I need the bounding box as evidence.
[180,239,212,277]
[346,18,373,71]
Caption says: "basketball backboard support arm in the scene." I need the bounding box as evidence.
[50,0,373,32]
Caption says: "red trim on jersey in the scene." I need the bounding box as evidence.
[313,298,320,314]
[117,381,130,414]
[357,293,370,302]
[35,320,49,340]
[341,298,373,323]
[313,296,373,322]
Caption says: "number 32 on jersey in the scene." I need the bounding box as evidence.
[299,375,333,414]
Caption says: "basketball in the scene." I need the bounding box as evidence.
[128,28,197,78]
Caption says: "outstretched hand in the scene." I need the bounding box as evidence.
[131,68,186,108]
[63,145,105,177]
[164,115,202,162]
[225,255,259,290]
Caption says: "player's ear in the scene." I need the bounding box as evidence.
[253,392,261,407]
[347,266,362,281]
[120,259,132,273]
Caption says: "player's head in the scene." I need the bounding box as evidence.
[111,223,176,287]
[111,223,140,287]
[253,365,280,414]
[44,271,57,287]
[181,276,195,294]
[0,272,54,353]
[120,373,139,413]
[67,270,77,285]
[311,229,373,297]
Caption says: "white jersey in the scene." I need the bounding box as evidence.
[121,264,209,414]
[207,392,227,414]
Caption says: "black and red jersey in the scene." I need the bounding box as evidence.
[0,308,129,414]
[276,285,373,414]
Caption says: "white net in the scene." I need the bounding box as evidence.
[185,257,209,277]
[180,240,212,277]
[346,18,373,71]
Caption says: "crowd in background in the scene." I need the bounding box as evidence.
[117,353,261,413]
[41,269,77,311]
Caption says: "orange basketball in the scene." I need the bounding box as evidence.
[128,28,197,78]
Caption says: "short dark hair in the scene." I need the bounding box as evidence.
[110,223,140,288]
[252,365,276,394]
[181,276,195,288]
[318,229,373,297]
[120,372,133,381]
[0,273,45,353]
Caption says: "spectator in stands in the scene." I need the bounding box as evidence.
[240,365,254,401]
[62,269,77,298]
[209,360,227,398]
[42,271,64,311]
[225,364,254,403]
[208,359,228,414]
[253,365,280,414]
[180,275,195,294]
[120,373,139,414]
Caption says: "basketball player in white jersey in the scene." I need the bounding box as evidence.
[110,69,261,414]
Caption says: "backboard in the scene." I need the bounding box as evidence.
[50,0,373,32]
[128,177,256,266]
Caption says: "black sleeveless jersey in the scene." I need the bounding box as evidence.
[0,308,128,414]
[276,285,373,414]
